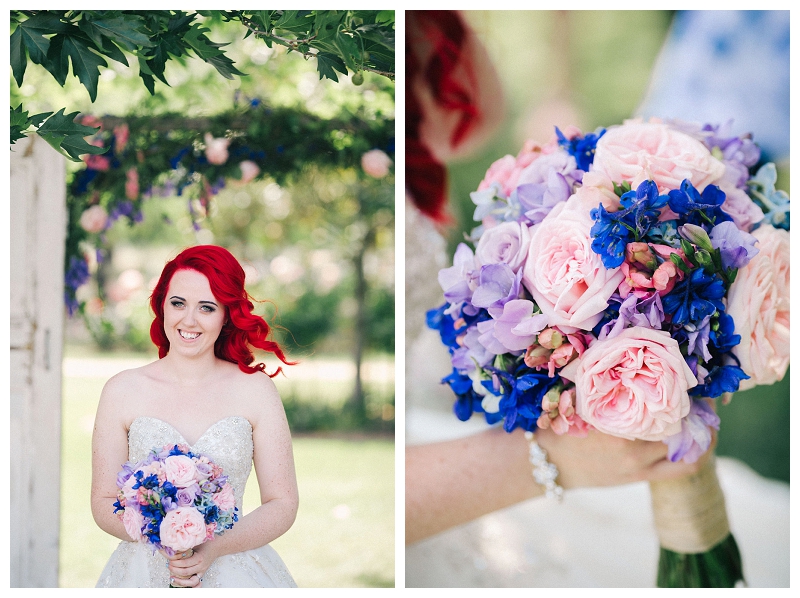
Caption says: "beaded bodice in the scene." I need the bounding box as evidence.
[128,415,254,510]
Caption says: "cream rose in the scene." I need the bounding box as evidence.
[592,121,725,193]
[163,455,199,489]
[474,220,530,273]
[522,199,624,332]
[561,327,696,441]
[727,224,790,391]
[159,507,208,552]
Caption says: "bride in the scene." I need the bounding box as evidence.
[91,245,298,588]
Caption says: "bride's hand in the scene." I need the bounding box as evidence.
[166,545,217,588]
[535,424,716,490]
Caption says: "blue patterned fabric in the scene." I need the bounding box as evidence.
[637,10,789,163]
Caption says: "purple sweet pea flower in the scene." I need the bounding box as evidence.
[162,496,178,512]
[439,243,479,308]
[709,221,759,269]
[664,399,720,463]
[599,293,665,340]
[476,299,548,354]
[516,169,573,226]
[451,326,494,373]
[686,316,712,361]
[471,264,521,311]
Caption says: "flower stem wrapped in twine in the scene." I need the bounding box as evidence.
[649,456,744,587]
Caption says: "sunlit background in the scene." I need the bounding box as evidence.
[11,12,394,588]
[433,10,789,483]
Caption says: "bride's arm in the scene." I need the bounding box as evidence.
[406,425,711,545]
[169,374,298,582]
[90,372,137,542]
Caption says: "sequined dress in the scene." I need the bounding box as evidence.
[96,415,297,588]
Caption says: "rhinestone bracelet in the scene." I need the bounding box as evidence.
[525,431,563,501]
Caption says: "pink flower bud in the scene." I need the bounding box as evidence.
[524,345,551,368]
[625,242,657,269]
[537,327,563,349]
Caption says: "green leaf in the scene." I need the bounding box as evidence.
[10,27,27,86]
[333,31,360,71]
[669,252,690,274]
[10,105,52,144]
[62,36,108,101]
[35,108,106,162]
[316,52,348,82]
[375,11,394,24]
[79,13,154,52]
[183,24,246,80]
[45,34,70,85]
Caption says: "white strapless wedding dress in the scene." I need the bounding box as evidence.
[404,200,789,588]
[96,416,297,588]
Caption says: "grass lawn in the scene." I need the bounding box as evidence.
[59,363,394,588]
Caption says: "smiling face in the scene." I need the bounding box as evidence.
[163,268,226,359]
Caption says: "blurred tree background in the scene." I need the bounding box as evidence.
[439,11,789,483]
[11,10,395,588]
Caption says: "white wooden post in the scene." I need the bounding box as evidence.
[10,135,66,587]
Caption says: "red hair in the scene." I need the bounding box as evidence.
[149,245,294,376]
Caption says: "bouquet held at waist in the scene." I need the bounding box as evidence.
[114,444,239,556]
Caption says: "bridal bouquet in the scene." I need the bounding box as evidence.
[427,118,790,587]
[114,444,239,556]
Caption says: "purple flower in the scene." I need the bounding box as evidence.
[709,221,759,269]
[438,243,478,308]
[516,170,573,225]
[470,264,521,311]
[685,316,712,362]
[599,293,664,340]
[451,326,494,373]
[664,399,720,463]
[476,299,548,354]
[176,483,201,507]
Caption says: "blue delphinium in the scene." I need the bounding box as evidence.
[442,368,502,425]
[590,180,668,268]
[667,179,732,227]
[487,365,559,433]
[661,267,726,327]
[556,126,606,171]
[691,363,750,398]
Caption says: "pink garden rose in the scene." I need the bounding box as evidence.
[474,220,530,273]
[159,507,208,552]
[204,133,230,165]
[121,504,144,541]
[163,455,199,488]
[211,483,236,511]
[522,199,625,332]
[561,326,696,441]
[592,121,726,193]
[238,160,260,184]
[727,224,790,391]
[361,149,393,178]
[79,205,108,233]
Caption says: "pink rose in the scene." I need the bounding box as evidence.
[159,507,208,552]
[79,205,108,233]
[361,149,393,178]
[121,506,144,542]
[204,133,230,165]
[163,455,199,488]
[113,123,129,153]
[592,121,725,193]
[125,168,139,200]
[474,220,531,273]
[561,327,696,441]
[237,160,260,184]
[727,225,790,391]
[522,199,625,332]
[717,180,765,231]
[212,483,236,511]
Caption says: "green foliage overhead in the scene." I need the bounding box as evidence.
[10,9,395,160]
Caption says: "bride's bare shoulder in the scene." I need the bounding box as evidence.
[100,360,162,402]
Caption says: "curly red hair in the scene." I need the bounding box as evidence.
[149,245,294,376]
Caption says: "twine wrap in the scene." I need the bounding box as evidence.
[649,456,731,553]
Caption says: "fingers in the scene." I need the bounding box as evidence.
[170,573,202,588]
